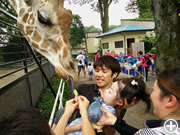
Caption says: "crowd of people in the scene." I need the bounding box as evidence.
[76,49,156,81]
[1,54,179,135]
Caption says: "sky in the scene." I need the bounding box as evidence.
[64,0,139,29]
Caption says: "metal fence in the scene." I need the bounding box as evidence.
[0,4,56,118]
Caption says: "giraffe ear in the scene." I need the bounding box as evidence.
[24,0,32,6]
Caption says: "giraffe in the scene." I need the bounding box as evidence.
[7,0,77,81]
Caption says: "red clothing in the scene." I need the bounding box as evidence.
[140,56,149,67]
[106,52,111,56]
[95,54,100,59]
[114,54,119,58]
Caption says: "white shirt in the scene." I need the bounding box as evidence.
[76,54,85,66]
[151,59,154,64]
[88,65,93,72]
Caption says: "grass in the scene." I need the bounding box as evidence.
[36,75,70,119]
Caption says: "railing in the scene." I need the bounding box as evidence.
[0,55,46,80]
[49,79,65,127]
[0,2,67,123]
[0,6,56,96]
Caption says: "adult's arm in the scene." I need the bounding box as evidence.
[97,108,138,135]
[112,117,138,135]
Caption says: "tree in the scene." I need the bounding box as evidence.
[109,24,120,30]
[141,35,156,53]
[84,25,101,32]
[126,0,153,19]
[152,0,180,73]
[68,0,120,32]
[69,14,85,48]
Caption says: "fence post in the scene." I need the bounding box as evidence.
[23,59,28,73]
[23,38,56,97]
[21,38,33,106]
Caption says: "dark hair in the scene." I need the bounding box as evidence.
[157,67,180,100]
[137,51,143,55]
[93,55,121,78]
[0,109,52,135]
[117,77,151,112]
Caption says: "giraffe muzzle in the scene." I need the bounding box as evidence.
[68,76,75,98]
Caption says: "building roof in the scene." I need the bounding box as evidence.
[96,25,154,38]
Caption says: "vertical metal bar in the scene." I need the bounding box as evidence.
[39,55,42,64]
[23,60,28,73]
[21,38,33,107]
[23,38,56,97]
[21,38,28,73]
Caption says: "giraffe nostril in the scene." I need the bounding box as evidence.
[69,61,75,70]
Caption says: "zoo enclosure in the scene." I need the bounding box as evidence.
[0,4,56,118]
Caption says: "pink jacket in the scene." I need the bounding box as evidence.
[140,56,149,67]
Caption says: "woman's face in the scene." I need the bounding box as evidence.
[103,81,119,106]
[150,80,166,119]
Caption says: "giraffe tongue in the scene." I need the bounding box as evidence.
[68,76,75,98]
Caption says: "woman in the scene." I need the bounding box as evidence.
[97,67,180,135]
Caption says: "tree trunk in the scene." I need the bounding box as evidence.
[99,0,109,32]
[152,0,180,73]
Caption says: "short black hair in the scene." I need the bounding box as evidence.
[0,109,52,135]
[137,51,143,55]
[93,55,121,78]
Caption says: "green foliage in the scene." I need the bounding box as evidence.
[109,25,120,30]
[148,47,156,55]
[126,0,153,19]
[36,75,70,119]
[141,35,156,53]
[69,14,85,47]
[84,25,101,32]
[0,0,17,31]
[88,54,95,62]
[137,0,152,19]
[0,0,24,61]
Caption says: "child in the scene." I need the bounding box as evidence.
[88,62,93,81]
[136,56,143,74]
[150,55,155,75]
[121,59,126,73]
[65,77,150,135]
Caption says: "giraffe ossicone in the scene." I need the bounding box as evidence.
[8,0,78,81]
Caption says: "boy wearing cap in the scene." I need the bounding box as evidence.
[88,61,94,80]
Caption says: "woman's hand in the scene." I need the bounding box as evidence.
[96,107,117,126]
[78,96,90,115]
[64,98,79,117]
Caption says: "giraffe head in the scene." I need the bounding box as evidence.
[9,0,77,81]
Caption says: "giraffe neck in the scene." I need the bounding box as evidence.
[8,0,22,13]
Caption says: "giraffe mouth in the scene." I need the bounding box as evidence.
[68,76,75,97]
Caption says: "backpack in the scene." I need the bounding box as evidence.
[144,56,152,65]
[79,60,82,64]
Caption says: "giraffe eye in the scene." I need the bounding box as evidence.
[37,10,52,26]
